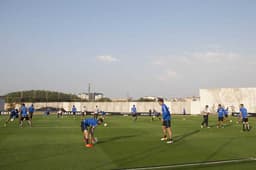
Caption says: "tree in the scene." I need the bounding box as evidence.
[4,90,83,103]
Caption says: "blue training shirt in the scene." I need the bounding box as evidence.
[29,106,35,113]
[21,106,28,116]
[217,107,225,117]
[224,108,228,115]
[82,118,98,128]
[10,109,17,117]
[240,107,248,118]
[72,107,77,113]
[131,106,136,113]
[162,104,171,121]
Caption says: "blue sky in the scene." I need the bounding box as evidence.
[0,0,256,98]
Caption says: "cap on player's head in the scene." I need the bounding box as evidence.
[218,104,222,107]
[240,104,244,107]
[205,105,209,108]
[158,98,164,103]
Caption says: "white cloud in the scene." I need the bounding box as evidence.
[192,51,239,63]
[96,56,119,63]
[158,69,178,81]
[167,70,178,77]
[151,60,165,65]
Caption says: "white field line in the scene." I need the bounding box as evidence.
[121,158,256,170]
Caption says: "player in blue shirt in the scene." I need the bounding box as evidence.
[28,104,35,125]
[4,108,19,127]
[240,104,250,131]
[100,110,106,119]
[81,118,103,148]
[72,105,77,118]
[158,98,173,144]
[131,105,137,121]
[223,106,229,124]
[19,103,31,128]
[217,104,225,128]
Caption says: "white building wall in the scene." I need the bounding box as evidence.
[200,88,256,113]
[5,101,194,114]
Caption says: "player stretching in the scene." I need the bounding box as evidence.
[81,118,103,148]
[158,98,173,144]
[4,108,19,127]
[217,104,225,128]
[240,104,250,131]
[131,105,137,121]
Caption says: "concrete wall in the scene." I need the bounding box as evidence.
[5,101,200,114]
[200,88,256,113]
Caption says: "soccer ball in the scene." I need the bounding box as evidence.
[10,118,14,122]
[230,120,233,123]
[104,123,108,127]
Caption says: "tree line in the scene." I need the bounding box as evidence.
[4,90,86,103]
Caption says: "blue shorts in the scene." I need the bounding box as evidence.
[81,121,89,132]
[162,120,171,128]
[10,113,18,119]
[218,117,224,121]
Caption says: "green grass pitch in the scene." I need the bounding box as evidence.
[1,114,256,170]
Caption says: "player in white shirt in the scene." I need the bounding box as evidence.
[201,105,210,128]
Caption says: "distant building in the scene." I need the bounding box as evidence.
[141,96,158,101]
[77,92,104,101]
[111,98,129,102]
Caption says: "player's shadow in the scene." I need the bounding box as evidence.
[97,135,137,144]
[174,129,200,143]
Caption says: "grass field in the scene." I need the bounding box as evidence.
[1,114,256,170]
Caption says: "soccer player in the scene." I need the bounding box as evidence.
[72,105,77,117]
[131,105,137,121]
[223,106,229,124]
[217,104,225,128]
[151,109,161,121]
[100,110,106,119]
[81,117,103,148]
[4,108,19,127]
[57,109,63,118]
[28,104,35,124]
[240,104,250,131]
[201,105,210,128]
[44,108,50,116]
[19,103,31,128]
[158,98,173,144]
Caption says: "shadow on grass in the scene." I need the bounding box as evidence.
[96,130,201,170]
[174,129,201,143]
[97,135,138,144]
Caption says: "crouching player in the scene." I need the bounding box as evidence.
[4,108,19,127]
[81,118,103,148]
[158,98,173,144]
